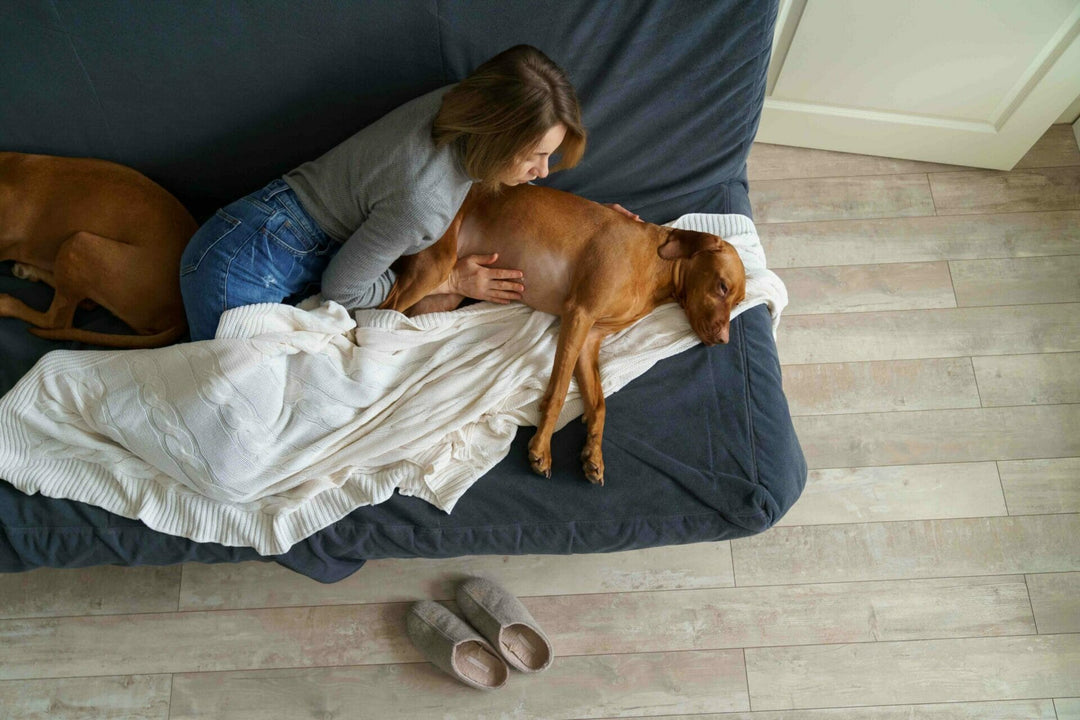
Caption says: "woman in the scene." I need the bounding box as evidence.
[179,45,627,341]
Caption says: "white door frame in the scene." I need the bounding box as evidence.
[757,0,1080,170]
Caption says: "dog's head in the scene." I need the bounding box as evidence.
[659,229,746,345]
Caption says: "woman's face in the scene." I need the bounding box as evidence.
[502,124,567,186]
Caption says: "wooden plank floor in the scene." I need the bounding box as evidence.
[2,125,1078,719]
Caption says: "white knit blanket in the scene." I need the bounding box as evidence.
[0,214,786,554]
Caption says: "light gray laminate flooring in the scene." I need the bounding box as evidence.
[1,125,1078,719]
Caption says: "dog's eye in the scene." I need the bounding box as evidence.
[717,281,728,296]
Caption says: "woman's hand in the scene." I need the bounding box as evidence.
[605,203,642,222]
[440,253,525,304]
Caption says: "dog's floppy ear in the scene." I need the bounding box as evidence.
[657,229,723,260]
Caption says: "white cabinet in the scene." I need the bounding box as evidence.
[757,0,1080,169]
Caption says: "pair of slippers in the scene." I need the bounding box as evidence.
[406,577,553,690]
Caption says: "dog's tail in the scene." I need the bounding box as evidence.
[28,323,188,349]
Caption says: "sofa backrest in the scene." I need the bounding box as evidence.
[2,0,776,223]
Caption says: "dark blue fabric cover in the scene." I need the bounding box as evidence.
[1,0,768,224]
[0,0,805,583]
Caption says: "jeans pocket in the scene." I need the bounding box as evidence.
[263,212,329,257]
[180,209,242,275]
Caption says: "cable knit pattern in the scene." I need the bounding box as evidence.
[0,214,786,554]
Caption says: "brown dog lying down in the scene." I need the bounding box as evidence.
[0,152,197,348]
[381,184,746,485]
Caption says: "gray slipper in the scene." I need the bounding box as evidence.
[456,577,554,673]
[405,600,509,690]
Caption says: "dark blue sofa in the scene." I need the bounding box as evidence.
[0,0,805,582]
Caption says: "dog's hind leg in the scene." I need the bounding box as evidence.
[0,236,86,331]
[574,329,607,485]
[11,263,97,309]
[2,230,127,337]
[0,287,80,331]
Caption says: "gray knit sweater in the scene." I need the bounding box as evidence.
[283,86,473,310]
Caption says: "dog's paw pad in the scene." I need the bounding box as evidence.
[527,453,552,479]
[581,448,604,486]
[583,464,604,486]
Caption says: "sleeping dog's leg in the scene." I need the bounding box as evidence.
[574,328,607,485]
[528,307,596,479]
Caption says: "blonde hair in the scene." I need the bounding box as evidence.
[433,45,586,190]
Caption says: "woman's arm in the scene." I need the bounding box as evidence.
[321,202,525,312]
[320,205,417,310]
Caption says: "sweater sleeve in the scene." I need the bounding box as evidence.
[320,197,441,310]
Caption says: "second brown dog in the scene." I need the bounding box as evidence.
[381,184,746,485]
[0,152,196,348]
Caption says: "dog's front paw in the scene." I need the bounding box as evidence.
[527,436,552,479]
[528,451,552,479]
[581,446,604,486]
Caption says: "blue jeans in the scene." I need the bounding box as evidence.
[180,179,338,341]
